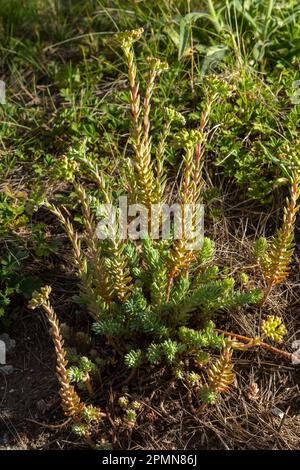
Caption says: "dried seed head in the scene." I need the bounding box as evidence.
[246,382,260,401]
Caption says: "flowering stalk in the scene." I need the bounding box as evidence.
[116,30,170,212]
[74,182,113,304]
[259,173,299,304]
[29,287,84,417]
[166,130,204,299]
[143,58,168,172]
[45,201,100,319]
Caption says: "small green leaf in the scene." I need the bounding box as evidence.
[19,276,43,299]
[178,16,190,60]
[178,13,209,61]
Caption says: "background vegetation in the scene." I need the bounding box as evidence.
[0,0,299,450]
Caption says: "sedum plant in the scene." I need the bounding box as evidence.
[30,30,296,434]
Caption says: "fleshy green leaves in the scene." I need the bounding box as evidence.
[179,321,224,350]
[124,349,143,368]
[261,316,286,343]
